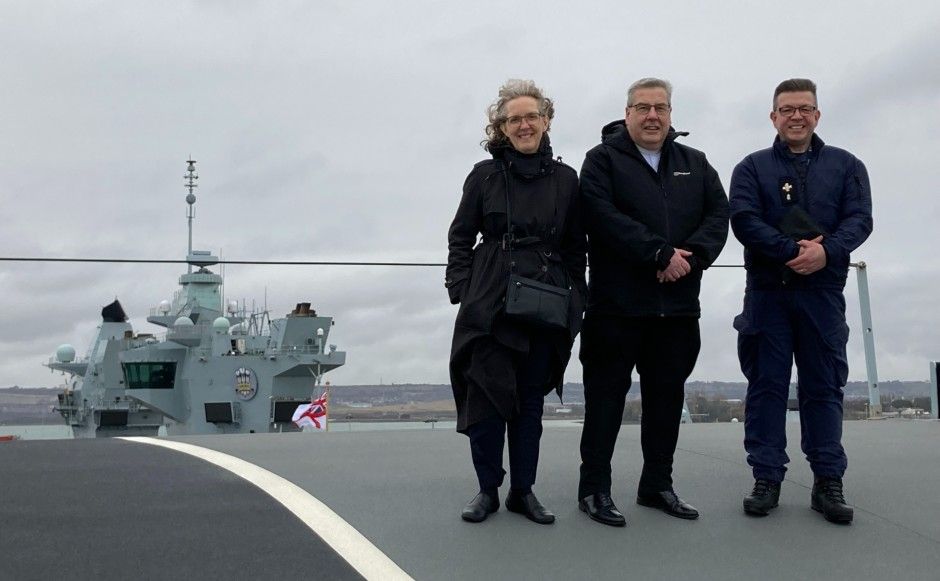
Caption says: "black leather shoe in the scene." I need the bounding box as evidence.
[743,479,781,516]
[506,490,555,524]
[578,492,626,527]
[811,477,853,524]
[461,491,499,523]
[636,489,699,520]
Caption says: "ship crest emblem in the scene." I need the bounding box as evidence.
[234,367,258,401]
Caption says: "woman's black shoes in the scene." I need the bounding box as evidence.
[462,490,554,524]
[461,491,499,523]
[506,490,556,524]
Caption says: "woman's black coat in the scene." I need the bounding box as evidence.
[446,140,587,432]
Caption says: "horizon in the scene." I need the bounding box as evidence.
[3,378,932,390]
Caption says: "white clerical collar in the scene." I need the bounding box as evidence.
[636,145,661,170]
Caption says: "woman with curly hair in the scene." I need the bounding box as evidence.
[446,79,586,524]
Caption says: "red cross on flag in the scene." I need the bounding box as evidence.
[292,392,328,431]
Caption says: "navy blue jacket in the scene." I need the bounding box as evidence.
[580,120,729,317]
[729,134,873,290]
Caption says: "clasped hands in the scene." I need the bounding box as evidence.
[657,249,693,283]
[785,235,826,275]
[656,237,826,282]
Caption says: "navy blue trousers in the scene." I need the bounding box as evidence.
[578,316,700,499]
[466,337,551,492]
[735,289,849,483]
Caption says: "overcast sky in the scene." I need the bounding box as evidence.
[1,1,938,390]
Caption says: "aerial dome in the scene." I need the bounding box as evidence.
[158,300,171,315]
[212,317,231,333]
[174,316,194,327]
[56,344,76,363]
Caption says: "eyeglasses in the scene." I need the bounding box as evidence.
[776,105,817,117]
[504,112,544,128]
[629,103,671,116]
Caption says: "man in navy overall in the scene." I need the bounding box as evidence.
[729,79,872,524]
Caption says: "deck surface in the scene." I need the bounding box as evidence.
[2,420,939,580]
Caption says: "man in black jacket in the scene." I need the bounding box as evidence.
[577,78,729,526]
[730,79,872,524]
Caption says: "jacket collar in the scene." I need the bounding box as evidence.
[599,119,688,160]
[772,133,825,158]
[492,134,555,180]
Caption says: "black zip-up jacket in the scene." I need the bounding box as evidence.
[580,120,729,317]
[729,134,873,290]
[446,138,587,430]
[447,138,587,337]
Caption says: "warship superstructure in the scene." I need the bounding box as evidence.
[48,160,345,438]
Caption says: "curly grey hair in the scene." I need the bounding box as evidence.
[482,79,554,152]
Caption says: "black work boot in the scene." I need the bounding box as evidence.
[811,477,853,524]
[743,479,781,516]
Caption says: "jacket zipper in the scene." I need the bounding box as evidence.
[656,164,669,317]
[504,162,516,274]
[781,154,812,286]
[629,142,674,317]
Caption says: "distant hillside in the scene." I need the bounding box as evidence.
[0,387,61,425]
[685,380,932,401]
[1,381,931,425]
[326,380,932,404]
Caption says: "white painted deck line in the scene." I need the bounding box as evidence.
[120,436,413,581]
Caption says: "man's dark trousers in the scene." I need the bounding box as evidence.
[737,288,849,483]
[578,315,700,499]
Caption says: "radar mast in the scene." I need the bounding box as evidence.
[184,159,198,274]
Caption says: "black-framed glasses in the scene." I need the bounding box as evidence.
[504,112,544,128]
[629,103,671,115]
[776,105,816,116]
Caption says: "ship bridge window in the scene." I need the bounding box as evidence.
[123,362,177,389]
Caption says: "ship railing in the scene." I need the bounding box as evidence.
[46,355,91,366]
[149,291,196,317]
[46,355,91,365]
[166,326,209,340]
[266,345,328,356]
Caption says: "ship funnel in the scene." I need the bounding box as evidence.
[291,302,314,316]
[102,300,128,323]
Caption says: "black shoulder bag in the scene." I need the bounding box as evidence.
[502,166,571,330]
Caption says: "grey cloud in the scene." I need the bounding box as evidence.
[2,1,938,389]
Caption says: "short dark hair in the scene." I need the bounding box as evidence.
[773,78,817,108]
[627,77,673,107]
